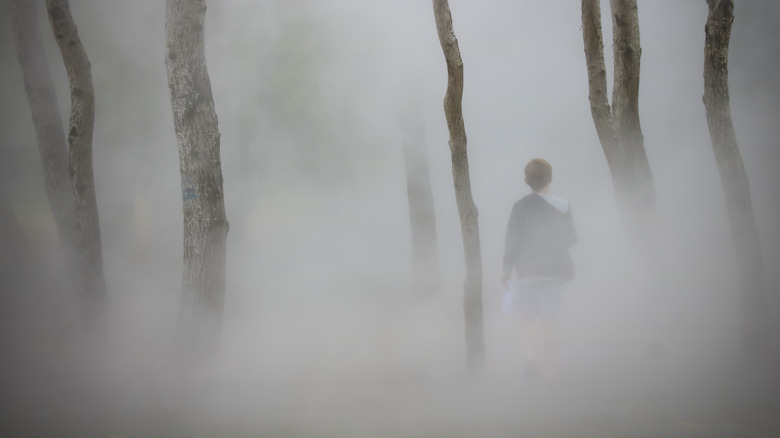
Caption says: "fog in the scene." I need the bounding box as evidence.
[1,0,779,436]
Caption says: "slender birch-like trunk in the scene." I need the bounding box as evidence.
[46,0,106,325]
[703,0,769,356]
[165,0,229,362]
[581,0,656,243]
[432,0,484,372]
[11,0,79,285]
[610,0,655,232]
[11,0,73,240]
[581,0,618,161]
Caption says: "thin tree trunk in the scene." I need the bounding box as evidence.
[11,0,79,288]
[432,0,484,372]
[165,0,229,363]
[703,0,769,356]
[610,0,655,232]
[581,0,618,162]
[46,0,106,325]
[401,92,439,295]
[11,0,73,238]
[581,0,656,242]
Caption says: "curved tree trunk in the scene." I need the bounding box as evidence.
[432,0,484,373]
[165,0,229,363]
[400,91,439,295]
[46,0,106,326]
[11,0,79,280]
[703,0,768,356]
[581,0,656,243]
[11,0,73,239]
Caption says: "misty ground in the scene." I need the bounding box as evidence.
[3,337,779,437]
[3,259,779,438]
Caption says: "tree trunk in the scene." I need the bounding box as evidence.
[581,0,656,243]
[46,0,106,325]
[703,0,769,356]
[400,92,439,295]
[11,0,74,240]
[165,0,229,363]
[610,0,655,234]
[581,0,618,160]
[432,0,484,373]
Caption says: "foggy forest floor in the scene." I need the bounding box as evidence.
[3,252,780,437]
[3,294,779,438]
[2,357,779,438]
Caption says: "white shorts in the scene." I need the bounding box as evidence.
[502,278,564,319]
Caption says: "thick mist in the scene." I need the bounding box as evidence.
[1,0,779,436]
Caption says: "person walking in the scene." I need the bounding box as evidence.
[502,158,577,381]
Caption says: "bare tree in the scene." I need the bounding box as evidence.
[165,0,229,362]
[46,0,106,325]
[432,0,484,372]
[703,0,769,355]
[400,90,439,295]
[581,0,656,243]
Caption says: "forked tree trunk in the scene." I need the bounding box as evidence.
[400,92,439,295]
[165,0,229,363]
[432,0,484,372]
[46,0,106,325]
[581,0,656,243]
[703,0,769,355]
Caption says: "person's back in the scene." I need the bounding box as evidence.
[504,191,576,281]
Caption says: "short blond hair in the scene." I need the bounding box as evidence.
[524,158,552,192]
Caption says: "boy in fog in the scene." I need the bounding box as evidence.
[502,158,577,381]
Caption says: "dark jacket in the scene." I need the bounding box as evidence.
[503,192,577,281]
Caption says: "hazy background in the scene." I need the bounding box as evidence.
[1,0,779,435]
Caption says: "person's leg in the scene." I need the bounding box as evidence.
[539,280,564,380]
[541,318,558,380]
[521,316,538,380]
[517,279,543,380]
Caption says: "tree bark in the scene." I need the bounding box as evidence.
[703,0,769,356]
[610,0,655,230]
[581,0,656,243]
[11,0,74,240]
[432,0,484,372]
[400,92,439,295]
[581,0,618,161]
[46,0,106,325]
[165,0,229,363]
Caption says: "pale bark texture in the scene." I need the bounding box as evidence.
[432,0,484,372]
[165,0,229,362]
[581,0,656,242]
[46,0,106,325]
[11,0,73,237]
[401,93,439,295]
[11,0,79,275]
[703,0,769,355]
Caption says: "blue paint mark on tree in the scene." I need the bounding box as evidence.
[183,187,197,200]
